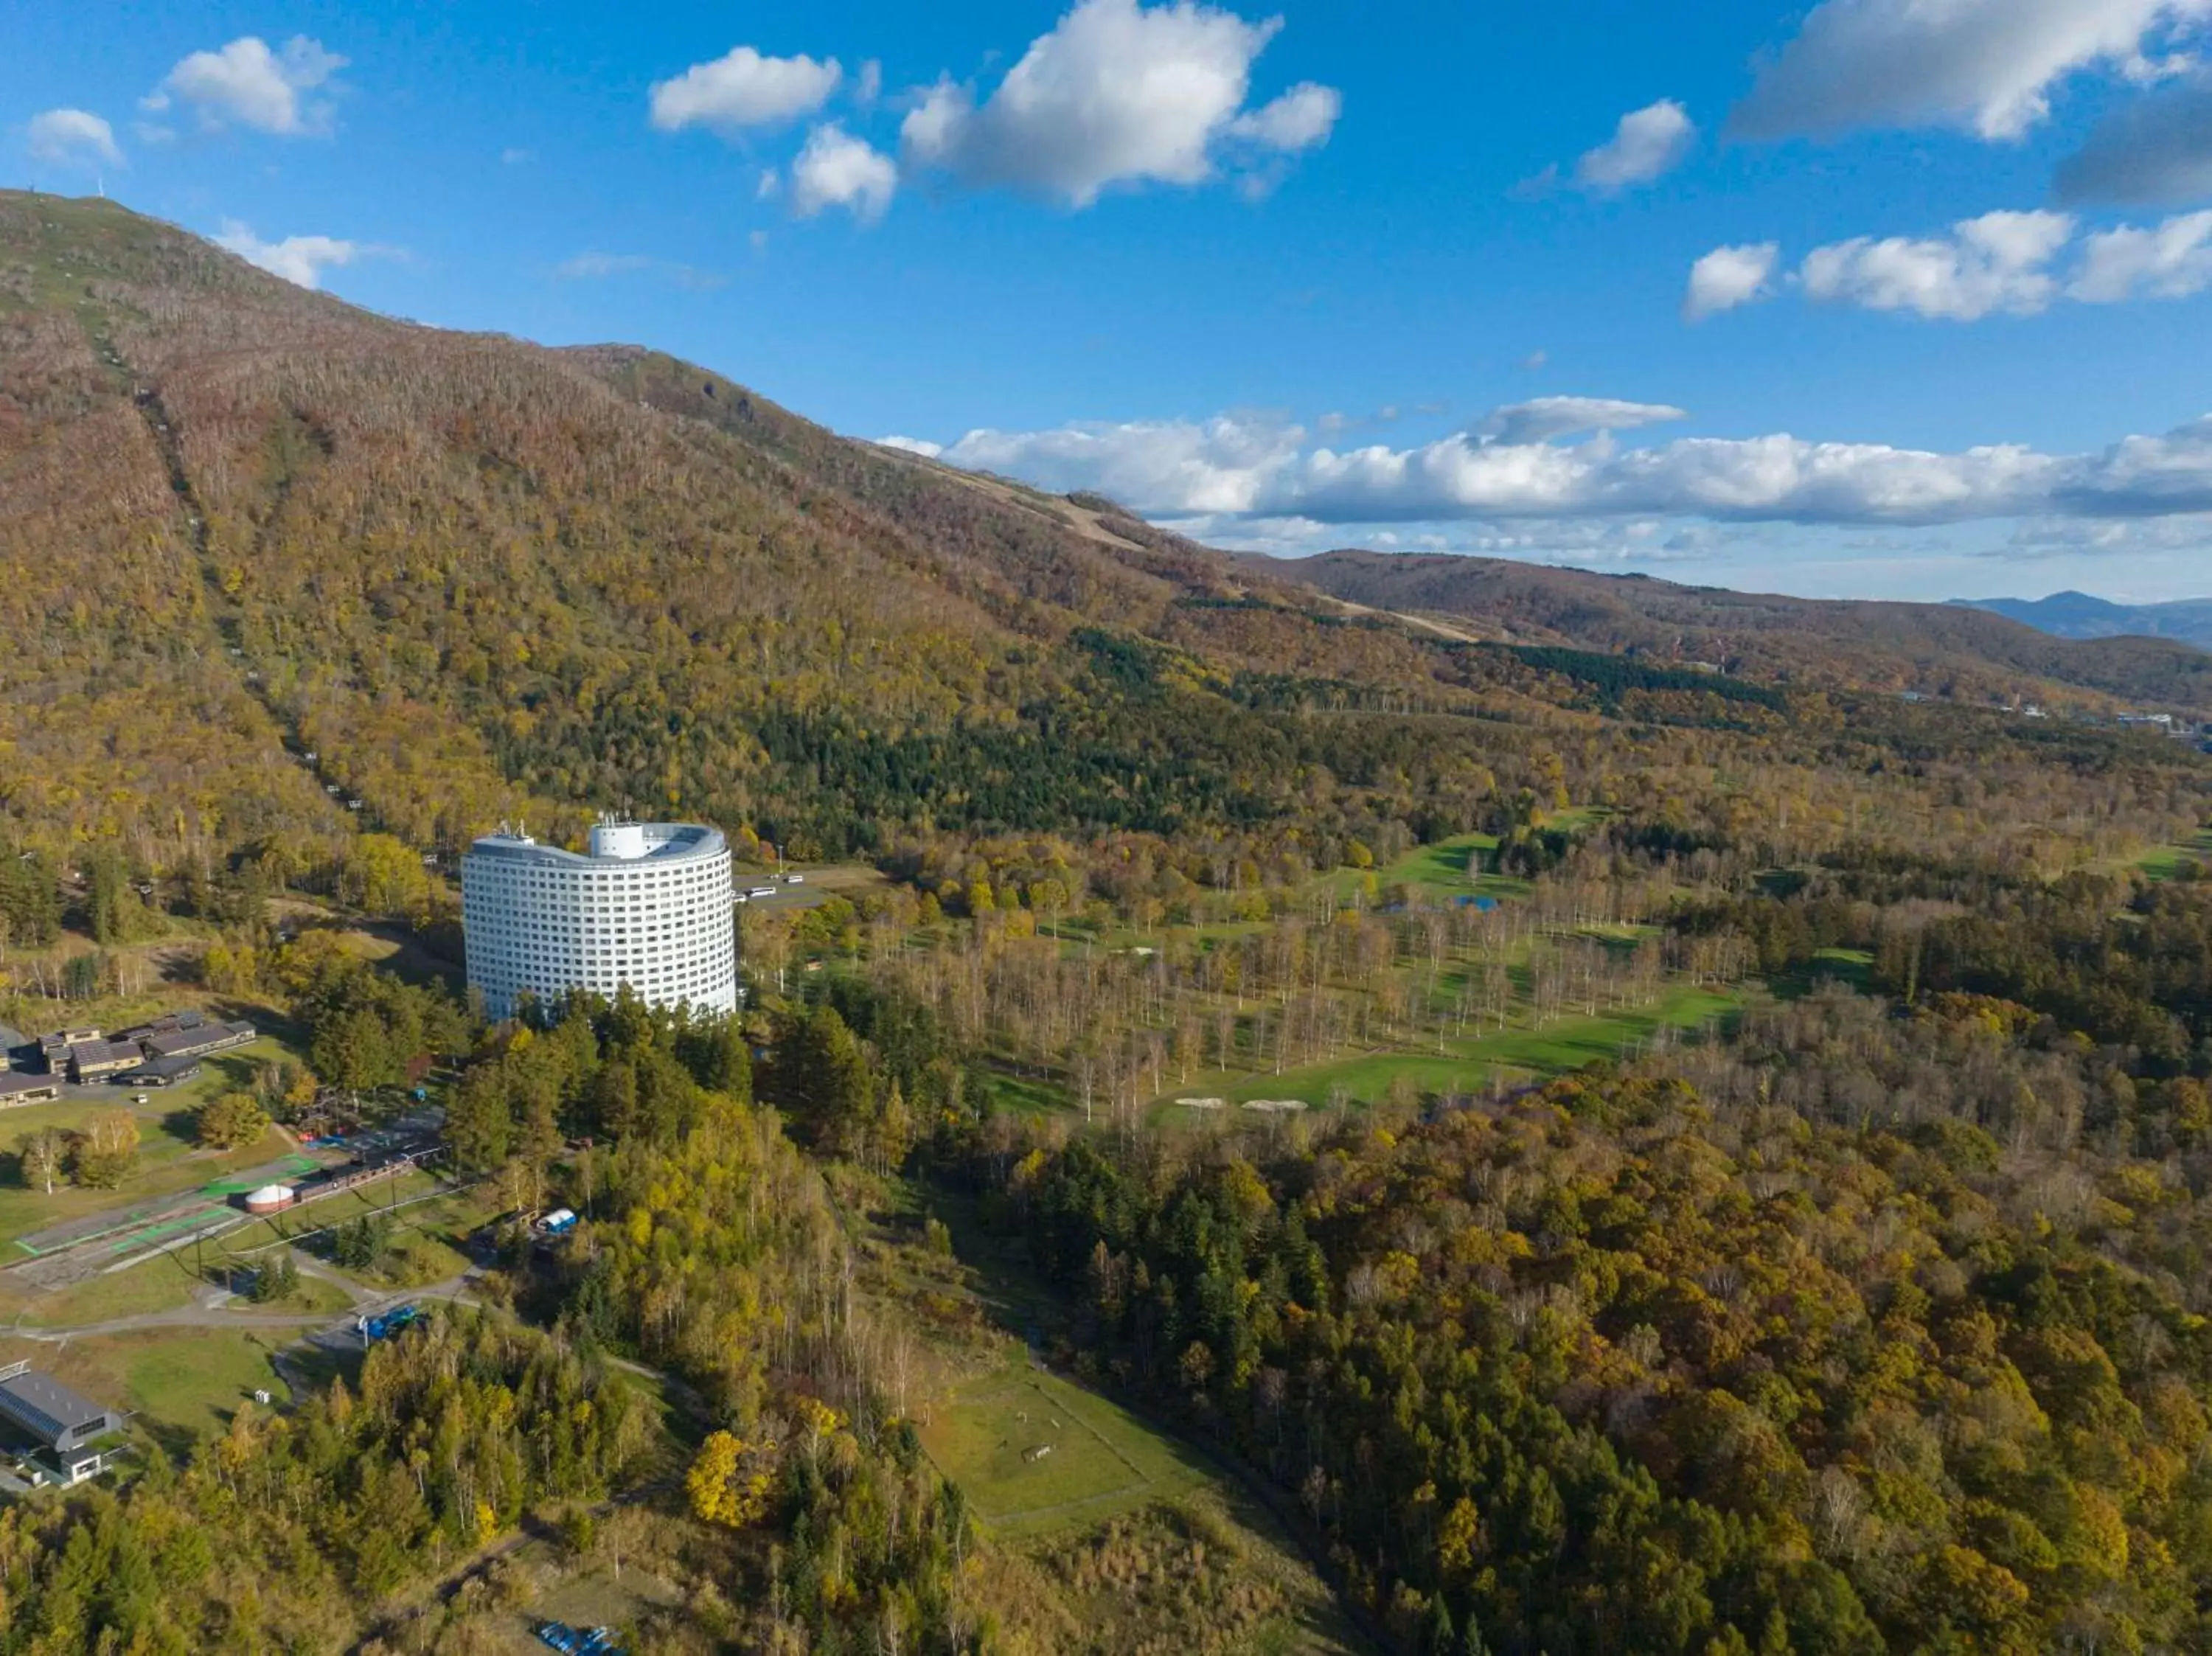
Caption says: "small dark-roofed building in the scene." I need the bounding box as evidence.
[0,1363,122,1457]
[136,1020,255,1062]
[0,1071,63,1107]
[66,1040,143,1083]
[116,1054,202,1088]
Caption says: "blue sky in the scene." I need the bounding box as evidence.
[10,0,2212,600]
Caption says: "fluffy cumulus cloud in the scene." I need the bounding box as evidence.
[881,406,2212,534]
[2072,209,2212,298]
[1735,0,2211,142]
[1800,209,2076,319]
[900,0,1339,206]
[1684,243,1779,319]
[917,415,1309,514]
[1573,100,1696,191]
[2059,72,2212,203]
[212,221,383,290]
[26,108,122,169]
[1478,397,1688,445]
[790,123,897,222]
[649,47,843,133]
[1699,207,2212,320]
[146,35,346,137]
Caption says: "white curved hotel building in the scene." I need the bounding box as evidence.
[461,819,738,1020]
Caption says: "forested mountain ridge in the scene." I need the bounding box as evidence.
[1,192,1556,875]
[1261,550,2212,710]
[1956,591,2212,653]
[5,189,2209,907]
[0,192,1321,861]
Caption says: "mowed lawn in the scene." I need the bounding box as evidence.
[0,1326,292,1446]
[1155,984,1742,1115]
[919,1365,1214,1537]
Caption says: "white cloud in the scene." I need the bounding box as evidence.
[1685,243,1779,319]
[650,46,842,134]
[757,167,782,201]
[856,60,884,106]
[26,108,122,169]
[1800,209,2076,319]
[212,220,385,290]
[1713,207,2212,321]
[501,147,534,165]
[2003,511,2212,556]
[877,435,945,458]
[928,415,1309,512]
[1735,0,2212,142]
[2055,416,2212,517]
[557,252,653,279]
[1573,99,1695,192]
[894,406,2212,532]
[2070,209,2212,299]
[149,35,346,137]
[899,0,1339,206]
[1478,397,1688,445]
[790,123,897,223]
[1226,82,1342,151]
[1734,0,2203,140]
[2058,72,2212,203]
[554,251,726,290]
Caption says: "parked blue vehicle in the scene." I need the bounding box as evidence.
[361,1303,422,1342]
[535,1623,623,1656]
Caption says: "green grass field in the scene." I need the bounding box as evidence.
[0,1326,292,1447]
[2135,829,2212,882]
[919,1364,1218,1537]
[117,1330,293,1439]
[15,1253,211,1326]
[1155,984,1742,1115]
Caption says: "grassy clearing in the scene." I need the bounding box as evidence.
[1155,984,1742,1115]
[922,1371,1154,1532]
[918,1186,1371,1651]
[975,1492,1369,1655]
[2136,829,2212,882]
[16,1253,212,1326]
[116,1330,293,1440]
[226,1172,496,1291]
[0,1326,291,1447]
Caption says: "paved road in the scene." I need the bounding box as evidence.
[8,1262,481,1344]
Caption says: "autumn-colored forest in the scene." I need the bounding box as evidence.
[12,192,2212,1656]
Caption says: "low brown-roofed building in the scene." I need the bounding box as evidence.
[136,1020,255,1062]
[36,1027,100,1074]
[0,1071,62,1107]
[66,1040,143,1083]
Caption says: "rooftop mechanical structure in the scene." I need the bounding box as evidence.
[462,818,737,1020]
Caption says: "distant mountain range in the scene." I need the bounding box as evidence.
[1252,551,2212,709]
[1953,593,2212,653]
